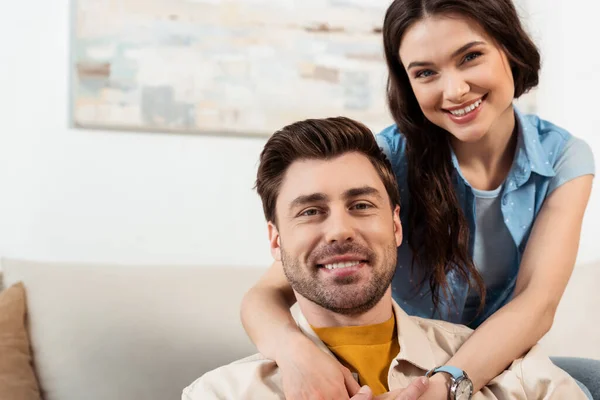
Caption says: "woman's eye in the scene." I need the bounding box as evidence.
[415,69,435,79]
[463,51,482,63]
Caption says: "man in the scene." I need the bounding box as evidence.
[183,117,587,400]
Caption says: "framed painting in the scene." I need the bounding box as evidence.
[71,0,395,137]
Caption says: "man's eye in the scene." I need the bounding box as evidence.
[300,208,321,217]
[352,203,372,210]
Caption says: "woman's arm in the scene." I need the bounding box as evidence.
[240,260,298,360]
[424,175,594,397]
[240,261,363,399]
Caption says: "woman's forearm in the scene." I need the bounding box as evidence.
[445,290,555,392]
[446,178,592,393]
[240,262,299,361]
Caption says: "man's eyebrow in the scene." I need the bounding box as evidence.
[289,193,328,211]
[343,186,383,201]
[406,41,485,70]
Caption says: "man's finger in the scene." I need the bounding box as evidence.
[394,377,429,400]
[350,385,374,400]
[343,368,362,396]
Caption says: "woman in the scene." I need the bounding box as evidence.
[240,0,598,399]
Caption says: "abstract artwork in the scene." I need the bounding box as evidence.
[71,0,395,136]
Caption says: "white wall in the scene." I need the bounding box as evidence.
[0,0,598,267]
[525,0,600,265]
[0,0,272,267]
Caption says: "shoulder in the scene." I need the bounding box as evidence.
[375,125,407,163]
[520,112,595,177]
[375,125,409,184]
[556,136,595,171]
[521,112,593,161]
[182,354,280,400]
[522,113,570,139]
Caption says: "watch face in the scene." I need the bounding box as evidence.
[455,378,473,400]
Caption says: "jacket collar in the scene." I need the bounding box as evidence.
[294,300,437,373]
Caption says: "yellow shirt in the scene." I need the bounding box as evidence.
[311,315,400,396]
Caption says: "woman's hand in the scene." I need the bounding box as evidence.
[276,331,360,400]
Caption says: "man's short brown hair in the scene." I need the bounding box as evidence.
[255,117,401,224]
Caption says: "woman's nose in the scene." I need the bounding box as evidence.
[443,73,470,103]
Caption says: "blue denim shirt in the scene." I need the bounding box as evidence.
[376,108,595,328]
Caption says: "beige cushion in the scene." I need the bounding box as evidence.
[1,258,264,400]
[0,282,42,400]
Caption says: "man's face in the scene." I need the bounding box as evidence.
[268,152,402,315]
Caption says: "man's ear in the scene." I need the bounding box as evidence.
[267,221,282,261]
[393,205,403,247]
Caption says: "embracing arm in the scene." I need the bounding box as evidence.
[424,175,594,397]
[240,260,298,360]
[240,261,367,399]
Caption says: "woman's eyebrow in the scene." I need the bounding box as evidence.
[406,40,485,70]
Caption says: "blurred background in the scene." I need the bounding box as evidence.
[0,0,597,269]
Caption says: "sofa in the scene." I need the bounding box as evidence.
[0,257,599,400]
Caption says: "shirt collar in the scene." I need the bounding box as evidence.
[391,301,437,371]
[514,107,555,178]
[294,300,437,373]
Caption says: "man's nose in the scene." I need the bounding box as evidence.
[443,72,470,103]
[324,209,355,244]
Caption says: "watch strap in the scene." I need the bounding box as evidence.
[426,365,466,380]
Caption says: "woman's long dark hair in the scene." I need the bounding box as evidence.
[382,0,540,313]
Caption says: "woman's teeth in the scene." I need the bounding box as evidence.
[449,98,482,116]
[324,261,361,270]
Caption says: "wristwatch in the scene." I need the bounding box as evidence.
[426,366,473,400]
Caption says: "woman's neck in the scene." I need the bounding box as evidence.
[450,105,518,191]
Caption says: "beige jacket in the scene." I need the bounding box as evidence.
[183,301,586,400]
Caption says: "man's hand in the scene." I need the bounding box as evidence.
[350,377,429,400]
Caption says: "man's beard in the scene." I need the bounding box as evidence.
[281,241,397,315]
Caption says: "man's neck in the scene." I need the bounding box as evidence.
[297,288,394,328]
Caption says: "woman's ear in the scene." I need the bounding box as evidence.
[267,222,282,261]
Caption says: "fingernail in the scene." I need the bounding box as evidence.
[359,385,371,394]
[421,377,429,385]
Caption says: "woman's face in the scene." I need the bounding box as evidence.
[399,14,515,143]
